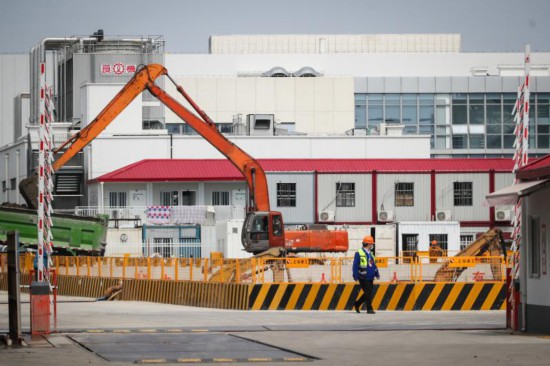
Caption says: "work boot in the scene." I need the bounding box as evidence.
[367,309,376,314]
[354,302,361,313]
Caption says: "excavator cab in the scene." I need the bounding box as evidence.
[242,211,285,254]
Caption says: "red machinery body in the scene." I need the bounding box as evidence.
[285,227,349,253]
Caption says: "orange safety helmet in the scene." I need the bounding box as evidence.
[431,240,438,246]
[362,235,375,245]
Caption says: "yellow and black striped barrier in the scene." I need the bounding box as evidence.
[247,282,505,311]
[0,273,505,311]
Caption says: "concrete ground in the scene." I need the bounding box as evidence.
[1,291,549,365]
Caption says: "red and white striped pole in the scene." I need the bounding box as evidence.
[37,63,54,284]
[509,44,530,330]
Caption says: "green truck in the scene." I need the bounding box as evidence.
[0,206,108,255]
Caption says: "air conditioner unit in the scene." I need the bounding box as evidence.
[378,211,394,222]
[319,210,335,222]
[436,210,452,221]
[495,209,511,221]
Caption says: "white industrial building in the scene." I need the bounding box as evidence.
[0,32,546,258]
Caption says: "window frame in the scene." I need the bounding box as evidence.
[453,182,473,206]
[336,182,355,207]
[212,191,230,206]
[276,183,297,207]
[109,191,127,207]
[395,182,414,207]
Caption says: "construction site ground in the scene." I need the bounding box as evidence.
[1,292,549,366]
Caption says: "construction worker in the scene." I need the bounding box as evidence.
[352,235,380,314]
[429,240,443,263]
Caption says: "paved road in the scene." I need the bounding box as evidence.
[1,292,549,366]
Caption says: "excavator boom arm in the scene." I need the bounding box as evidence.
[23,64,270,212]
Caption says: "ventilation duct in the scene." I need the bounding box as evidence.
[262,66,290,77]
[293,66,321,77]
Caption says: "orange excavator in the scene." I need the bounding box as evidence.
[19,64,348,256]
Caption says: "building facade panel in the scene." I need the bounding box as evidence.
[203,182,246,206]
[267,173,314,224]
[376,173,431,222]
[317,173,372,223]
[435,173,490,222]
[0,54,30,147]
[401,77,418,93]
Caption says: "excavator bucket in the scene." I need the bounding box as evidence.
[19,173,39,209]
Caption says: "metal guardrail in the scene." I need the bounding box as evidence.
[0,254,507,284]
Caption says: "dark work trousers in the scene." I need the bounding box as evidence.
[355,279,374,311]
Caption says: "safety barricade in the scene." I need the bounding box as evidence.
[0,254,507,284]
[0,273,505,311]
[247,282,506,311]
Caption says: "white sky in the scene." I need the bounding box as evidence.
[0,0,549,53]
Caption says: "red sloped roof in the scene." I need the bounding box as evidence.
[260,158,514,173]
[92,158,515,183]
[517,154,550,180]
[92,159,244,182]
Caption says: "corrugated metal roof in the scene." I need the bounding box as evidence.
[261,158,514,173]
[517,154,550,180]
[93,159,244,182]
[93,158,515,183]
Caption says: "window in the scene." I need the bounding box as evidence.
[212,191,230,206]
[277,183,296,207]
[10,178,16,190]
[469,94,485,125]
[429,234,448,251]
[272,215,283,236]
[109,192,127,207]
[454,182,473,206]
[452,135,467,149]
[395,182,414,206]
[215,123,233,133]
[460,235,474,251]
[385,94,400,123]
[143,120,163,130]
[469,135,485,149]
[354,94,367,129]
[181,190,196,206]
[452,94,467,125]
[1,181,5,191]
[529,217,540,277]
[336,182,355,207]
[153,238,172,258]
[251,215,269,240]
[402,234,419,253]
[160,191,179,206]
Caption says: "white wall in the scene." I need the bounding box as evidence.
[0,55,30,147]
[164,76,354,134]
[398,221,461,255]
[435,173,490,222]
[89,134,430,179]
[525,185,550,307]
[80,83,143,133]
[377,173,431,222]
[0,140,27,204]
[165,52,550,78]
[317,173,372,223]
